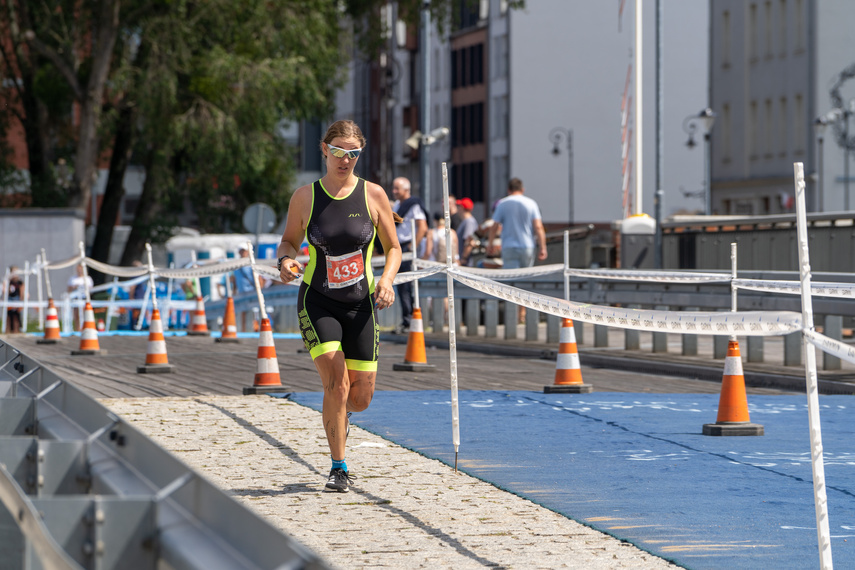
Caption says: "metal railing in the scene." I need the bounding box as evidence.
[0,340,330,570]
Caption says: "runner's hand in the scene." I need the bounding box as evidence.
[279,260,303,283]
[374,278,395,310]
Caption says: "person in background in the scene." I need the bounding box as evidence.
[276,119,401,493]
[67,264,94,331]
[391,176,428,334]
[455,197,479,266]
[5,266,23,333]
[486,177,547,323]
[447,193,462,232]
[422,212,459,265]
[421,213,459,328]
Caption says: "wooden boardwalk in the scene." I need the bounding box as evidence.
[1,332,799,399]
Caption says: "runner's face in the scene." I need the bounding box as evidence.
[324,137,361,178]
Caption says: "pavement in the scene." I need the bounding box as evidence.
[101,395,676,570]
[10,321,855,569]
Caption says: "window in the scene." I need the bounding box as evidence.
[452,103,485,148]
[794,94,804,153]
[748,100,758,158]
[779,97,788,155]
[764,2,773,58]
[493,95,508,139]
[764,99,773,156]
[453,161,485,203]
[778,0,787,56]
[748,4,758,61]
[795,0,805,51]
[722,11,731,67]
[493,35,508,79]
[722,103,732,161]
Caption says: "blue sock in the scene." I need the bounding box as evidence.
[332,458,347,472]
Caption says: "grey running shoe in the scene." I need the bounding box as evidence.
[324,468,355,493]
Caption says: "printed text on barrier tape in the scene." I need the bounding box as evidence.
[565,268,731,284]
[734,279,855,299]
[804,329,855,367]
[418,260,563,280]
[448,267,802,336]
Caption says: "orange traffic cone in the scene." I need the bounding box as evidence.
[544,319,592,393]
[137,309,174,373]
[71,302,102,355]
[215,296,239,343]
[37,298,62,344]
[393,307,436,372]
[703,339,764,436]
[187,295,210,336]
[243,317,290,394]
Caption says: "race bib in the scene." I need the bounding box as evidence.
[326,250,365,289]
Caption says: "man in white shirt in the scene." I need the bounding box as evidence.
[392,177,428,334]
[486,177,547,268]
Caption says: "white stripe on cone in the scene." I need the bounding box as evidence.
[557,353,581,369]
[724,355,743,376]
[408,318,424,333]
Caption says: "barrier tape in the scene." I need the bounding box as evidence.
[417,260,563,280]
[566,268,731,283]
[448,266,802,336]
[734,278,855,299]
[393,265,445,286]
[804,329,855,367]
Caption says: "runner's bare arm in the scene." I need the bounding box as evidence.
[367,182,401,309]
[278,186,311,280]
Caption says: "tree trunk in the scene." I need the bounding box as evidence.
[90,104,136,284]
[68,0,122,212]
[120,147,163,267]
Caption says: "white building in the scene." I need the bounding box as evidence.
[710,0,855,214]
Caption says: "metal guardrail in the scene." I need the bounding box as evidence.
[203,270,855,328]
[0,340,330,570]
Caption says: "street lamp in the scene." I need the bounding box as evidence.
[683,108,716,215]
[549,127,574,225]
[814,116,828,212]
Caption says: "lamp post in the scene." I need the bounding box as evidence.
[683,108,716,215]
[549,127,574,225]
[814,116,828,212]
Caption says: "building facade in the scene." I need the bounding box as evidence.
[710,0,855,215]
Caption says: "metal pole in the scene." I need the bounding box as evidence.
[420,1,431,211]
[568,131,574,225]
[793,162,833,569]
[563,230,570,302]
[818,135,824,212]
[411,218,420,308]
[730,242,737,343]
[704,132,712,215]
[845,110,850,211]
[441,162,460,471]
[654,0,663,268]
[634,0,643,215]
[247,241,268,321]
[145,243,159,313]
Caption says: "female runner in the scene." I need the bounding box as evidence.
[277,120,401,492]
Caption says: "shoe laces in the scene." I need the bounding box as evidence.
[329,468,356,485]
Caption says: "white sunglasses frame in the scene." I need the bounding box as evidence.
[326,144,363,160]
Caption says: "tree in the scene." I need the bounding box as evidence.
[1,0,525,272]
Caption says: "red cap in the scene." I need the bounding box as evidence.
[456,197,474,210]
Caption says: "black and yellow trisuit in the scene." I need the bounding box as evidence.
[298,178,379,371]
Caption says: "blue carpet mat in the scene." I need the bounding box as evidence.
[291,390,855,569]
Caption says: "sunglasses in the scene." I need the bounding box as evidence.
[327,144,363,160]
